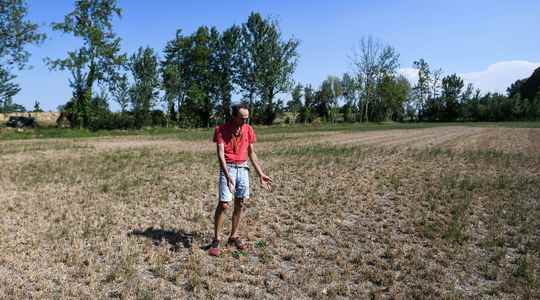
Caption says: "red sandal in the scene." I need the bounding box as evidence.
[227,236,247,251]
[208,239,221,256]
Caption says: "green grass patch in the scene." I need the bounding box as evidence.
[1,121,539,141]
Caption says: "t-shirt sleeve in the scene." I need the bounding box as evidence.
[248,126,256,144]
[213,126,223,144]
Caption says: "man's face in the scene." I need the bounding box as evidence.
[232,108,249,126]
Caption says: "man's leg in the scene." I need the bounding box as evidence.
[214,167,233,242]
[230,197,245,239]
[213,201,229,241]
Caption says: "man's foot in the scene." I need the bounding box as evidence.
[208,239,221,256]
[227,236,247,251]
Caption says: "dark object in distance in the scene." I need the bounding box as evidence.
[6,116,37,128]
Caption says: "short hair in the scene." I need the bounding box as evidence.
[231,104,249,117]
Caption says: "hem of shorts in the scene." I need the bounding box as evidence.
[219,196,249,202]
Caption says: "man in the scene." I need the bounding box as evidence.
[209,104,273,256]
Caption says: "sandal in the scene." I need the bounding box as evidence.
[227,236,247,251]
[208,239,221,256]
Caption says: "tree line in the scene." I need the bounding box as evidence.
[281,38,540,125]
[1,0,539,130]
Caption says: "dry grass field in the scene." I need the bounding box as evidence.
[1,125,539,299]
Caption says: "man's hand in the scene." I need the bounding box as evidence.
[259,174,273,191]
[227,176,236,194]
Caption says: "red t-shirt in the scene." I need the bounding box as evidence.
[213,123,256,164]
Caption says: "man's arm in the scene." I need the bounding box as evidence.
[217,143,235,193]
[217,143,229,176]
[248,143,273,191]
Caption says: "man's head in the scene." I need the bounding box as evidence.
[231,104,249,126]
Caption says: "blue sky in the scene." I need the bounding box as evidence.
[12,0,540,111]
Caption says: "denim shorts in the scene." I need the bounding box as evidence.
[219,162,250,202]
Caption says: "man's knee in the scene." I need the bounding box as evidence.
[218,201,231,210]
[234,198,246,210]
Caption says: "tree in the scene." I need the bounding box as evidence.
[0,0,45,108]
[0,67,20,109]
[129,46,159,127]
[236,12,299,125]
[47,0,126,128]
[507,78,525,98]
[110,73,130,113]
[91,87,110,115]
[377,74,411,121]
[161,30,186,126]
[426,68,444,121]
[430,68,443,99]
[0,96,25,113]
[351,36,378,122]
[535,91,540,120]
[341,73,359,122]
[162,27,218,128]
[211,26,240,122]
[286,83,303,124]
[300,84,315,124]
[441,74,464,121]
[318,76,342,123]
[460,83,475,120]
[519,67,540,103]
[33,100,44,113]
[412,59,431,120]
[185,26,214,128]
[351,36,399,122]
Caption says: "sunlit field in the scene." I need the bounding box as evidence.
[1,123,539,299]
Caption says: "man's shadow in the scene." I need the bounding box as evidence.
[128,227,206,251]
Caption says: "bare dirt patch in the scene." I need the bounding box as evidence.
[1,126,538,298]
[319,126,540,155]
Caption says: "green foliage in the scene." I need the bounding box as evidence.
[341,73,359,122]
[5,3,540,129]
[255,239,267,249]
[129,46,159,127]
[300,85,316,124]
[507,78,525,98]
[317,76,342,123]
[212,26,240,122]
[47,0,126,128]
[285,84,303,124]
[0,67,20,108]
[0,0,45,106]
[109,73,130,112]
[375,74,411,122]
[0,0,46,69]
[33,100,44,113]
[410,60,540,122]
[441,74,464,121]
[352,36,400,122]
[236,12,299,125]
[87,111,135,131]
[519,67,540,103]
[162,26,228,128]
[413,59,431,120]
[231,250,247,259]
[0,96,26,113]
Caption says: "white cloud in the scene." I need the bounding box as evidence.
[398,67,419,84]
[399,60,540,94]
[460,61,540,94]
